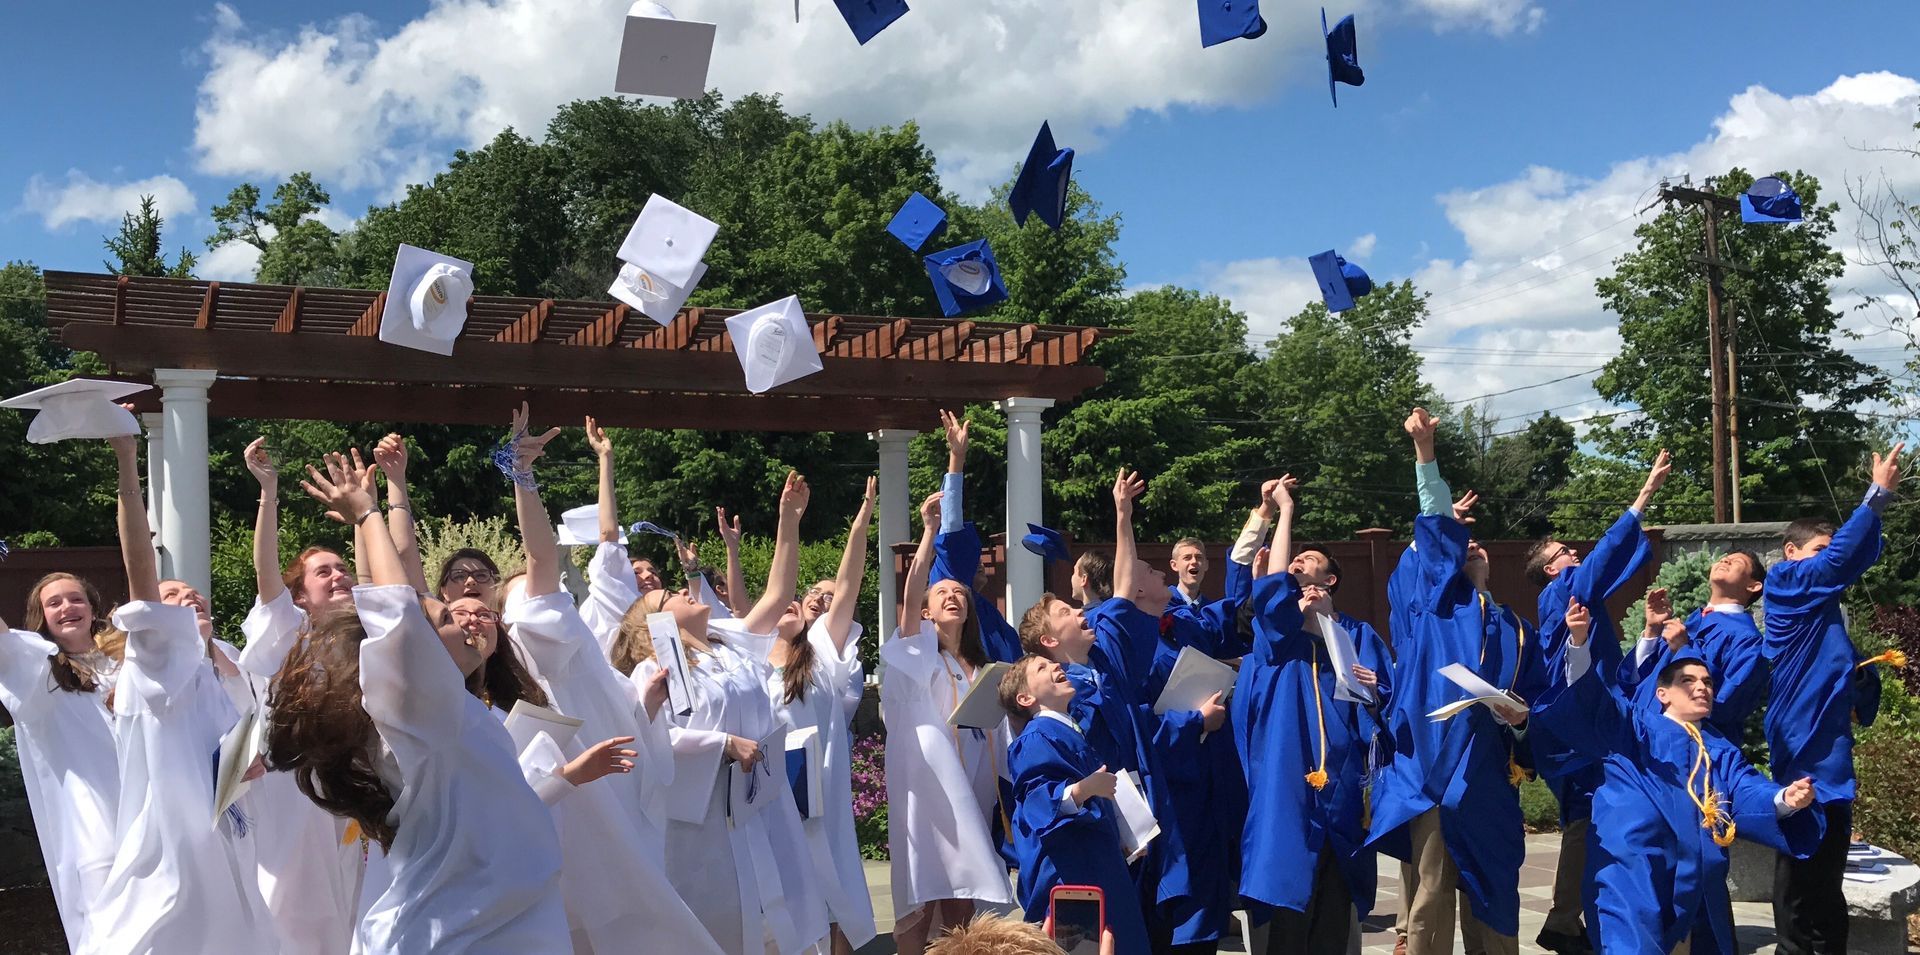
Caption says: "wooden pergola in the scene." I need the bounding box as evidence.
[42,271,1117,634]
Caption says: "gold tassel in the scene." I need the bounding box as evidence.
[1308,653,1330,792]
[1508,756,1531,787]
[1856,649,1909,670]
[341,820,361,846]
[1306,769,1329,791]
[1684,722,1738,847]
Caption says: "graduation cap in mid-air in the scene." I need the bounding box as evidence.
[1323,9,1364,107]
[886,192,947,251]
[1020,524,1071,564]
[923,239,1009,317]
[1009,121,1075,230]
[613,2,716,101]
[724,295,825,394]
[1308,249,1373,313]
[612,194,718,324]
[1,379,150,444]
[833,0,909,44]
[1740,176,1804,224]
[379,245,475,356]
[1197,0,1266,48]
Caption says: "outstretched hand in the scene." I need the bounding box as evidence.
[372,433,409,487]
[1112,468,1146,516]
[940,409,969,469]
[509,403,563,472]
[301,451,377,523]
[244,436,277,490]
[1269,474,1299,513]
[715,507,743,549]
[779,470,811,521]
[1565,596,1591,647]
[1872,442,1907,494]
[1633,448,1673,512]
[584,416,613,459]
[1645,587,1673,628]
[1254,478,1283,519]
[1452,489,1479,525]
[562,736,638,787]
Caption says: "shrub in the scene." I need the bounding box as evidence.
[416,514,525,586]
[1518,777,1561,832]
[850,733,888,860]
[0,727,22,800]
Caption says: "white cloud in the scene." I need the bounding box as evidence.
[20,171,198,231]
[198,239,262,282]
[1404,0,1544,35]
[1347,232,1378,260]
[191,0,1535,199]
[1200,72,1920,423]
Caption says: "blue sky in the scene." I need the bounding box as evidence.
[5,0,1919,424]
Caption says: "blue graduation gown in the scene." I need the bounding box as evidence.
[1162,557,1255,660]
[1534,665,1824,955]
[1619,608,1769,744]
[931,521,1023,664]
[1763,502,1885,804]
[1233,574,1394,920]
[1365,515,1547,937]
[1532,509,1652,822]
[1009,714,1152,955]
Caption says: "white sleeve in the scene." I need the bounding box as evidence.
[1634,633,1662,667]
[1229,511,1270,566]
[0,629,60,717]
[809,617,866,722]
[581,541,641,658]
[1564,639,1594,686]
[518,731,578,808]
[111,601,209,715]
[504,591,590,683]
[355,584,468,751]
[238,588,310,679]
[710,618,778,662]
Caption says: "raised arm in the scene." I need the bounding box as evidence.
[1111,468,1146,605]
[110,432,159,602]
[585,417,621,544]
[938,409,968,534]
[715,507,749,616]
[372,433,429,594]
[245,436,286,604]
[898,492,942,633]
[1792,443,1904,596]
[1263,475,1298,579]
[1406,407,1456,517]
[742,471,809,634]
[299,453,392,585]
[510,405,566,599]
[1629,448,1672,516]
[821,477,877,653]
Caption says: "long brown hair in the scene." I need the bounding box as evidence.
[928,581,989,670]
[779,622,818,705]
[23,573,114,693]
[263,606,397,850]
[469,638,548,711]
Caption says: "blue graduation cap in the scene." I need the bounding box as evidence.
[886,192,947,251]
[1009,121,1074,231]
[923,239,1009,317]
[1308,249,1373,313]
[832,0,908,45]
[1323,9,1364,107]
[1020,523,1070,564]
[1740,176,1803,224]
[1197,0,1266,47]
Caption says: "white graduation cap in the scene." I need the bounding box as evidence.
[608,260,709,326]
[379,244,476,356]
[616,195,717,290]
[1,378,150,444]
[555,504,622,547]
[614,2,717,101]
[724,296,824,394]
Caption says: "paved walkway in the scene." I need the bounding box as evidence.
[856,832,1787,954]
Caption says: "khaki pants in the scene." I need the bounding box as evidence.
[1671,934,1692,955]
[1405,809,1517,955]
[1542,816,1589,936]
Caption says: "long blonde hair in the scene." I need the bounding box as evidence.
[611,590,713,676]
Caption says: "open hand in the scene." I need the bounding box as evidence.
[714,507,743,550]
[940,409,970,468]
[779,470,811,520]
[1645,587,1673,628]
[372,433,408,487]
[1452,489,1479,525]
[1072,765,1117,803]
[508,403,562,472]
[244,436,277,490]
[1112,468,1146,514]
[562,736,638,786]
[301,451,377,523]
[1872,442,1906,493]
[584,416,613,459]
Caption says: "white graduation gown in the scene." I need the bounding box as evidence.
[350,584,566,955]
[762,618,877,948]
[84,601,279,955]
[878,621,1014,916]
[631,624,830,955]
[503,591,721,955]
[580,541,640,661]
[238,590,367,955]
[0,628,119,952]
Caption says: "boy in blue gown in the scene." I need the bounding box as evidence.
[1234,476,1394,954]
[1536,597,1823,955]
[933,410,1023,663]
[1522,449,1669,955]
[1000,654,1153,955]
[1764,442,1904,955]
[1618,554,1768,745]
[1366,409,1546,955]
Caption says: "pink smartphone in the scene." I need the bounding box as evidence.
[1048,884,1105,955]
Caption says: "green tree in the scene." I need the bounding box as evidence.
[0,262,118,544]
[1451,410,1576,539]
[102,195,196,278]
[207,172,341,285]
[1570,168,1889,533]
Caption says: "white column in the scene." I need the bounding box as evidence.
[155,369,217,594]
[140,412,169,581]
[870,429,917,644]
[998,397,1055,618]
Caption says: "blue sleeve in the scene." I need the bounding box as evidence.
[1411,514,1470,612]
[1531,660,1632,763]
[1224,554,1253,607]
[1087,599,1161,699]
[1707,617,1770,738]
[1246,574,1308,666]
[1616,637,1663,696]
[1720,742,1825,859]
[1010,731,1099,843]
[1773,504,1885,605]
[940,471,964,535]
[931,521,983,588]
[1415,460,1453,517]
[1570,509,1653,607]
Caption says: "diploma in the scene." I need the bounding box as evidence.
[504,699,586,753]
[1426,662,1526,721]
[647,611,696,718]
[1152,646,1236,715]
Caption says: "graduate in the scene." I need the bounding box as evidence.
[266,449,567,953]
[0,569,121,951]
[1619,564,1768,745]
[1167,537,1210,609]
[1536,597,1823,955]
[761,476,881,954]
[1523,448,1667,955]
[236,436,378,955]
[931,410,1023,662]
[497,414,721,955]
[1235,476,1393,955]
[1366,408,1546,955]
[1160,486,1272,661]
[1764,443,1904,955]
[880,489,1015,955]
[998,654,1151,955]
[85,430,279,954]
[612,470,830,955]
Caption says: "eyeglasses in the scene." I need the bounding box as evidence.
[446,568,497,585]
[803,588,834,607]
[450,608,500,624]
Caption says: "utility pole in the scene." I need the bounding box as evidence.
[1661,180,1747,523]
